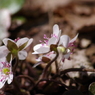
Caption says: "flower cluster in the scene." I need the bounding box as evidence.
[0,24,78,89]
[0,37,33,89]
[32,24,78,67]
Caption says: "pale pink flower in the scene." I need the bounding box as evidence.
[0,57,13,89]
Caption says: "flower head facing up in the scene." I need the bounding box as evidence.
[0,37,33,62]
[0,58,13,89]
[32,24,61,54]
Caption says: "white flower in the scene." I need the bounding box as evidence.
[58,34,78,61]
[0,37,33,62]
[33,52,56,68]
[32,24,78,62]
[59,34,78,48]
[32,24,61,54]
[0,57,13,89]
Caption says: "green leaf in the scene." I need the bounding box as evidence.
[7,40,18,56]
[19,41,28,51]
[0,0,25,14]
[89,82,95,95]
[63,90,83,95]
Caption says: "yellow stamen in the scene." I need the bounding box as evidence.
[2,68,10,75]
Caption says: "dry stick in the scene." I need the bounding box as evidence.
[41,51,59,79]
[60,68,95,76]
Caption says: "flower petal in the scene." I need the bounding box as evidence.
[33,62,42,68]
[36,56,42,62]
[53,24,61,39]
[33,44,49,54]
[48,37,58,45]
[59,35,70,48]
[69,34,79,43]
[16,37,29,47]
[3,38,15,46]
[7,74,13,84]
[33,44,42,51]
[18,50,27,60]
[0,46,9,58]
[64,52,71,59]
[0,79,6,89]
[24,38,33,49]
[32,51,40,54]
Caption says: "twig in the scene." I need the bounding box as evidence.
[60,68,95,76]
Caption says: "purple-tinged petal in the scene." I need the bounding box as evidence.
[69,34,79,43]
[18,50,27,60]
[0,46,9,58]
[60,35,70,48]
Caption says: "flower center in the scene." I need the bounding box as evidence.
[11,49,18,55]
[2,68,10,75]
[57,46,66,53]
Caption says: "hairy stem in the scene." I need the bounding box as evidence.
[41,51,59,79]
[13,58,19,73]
